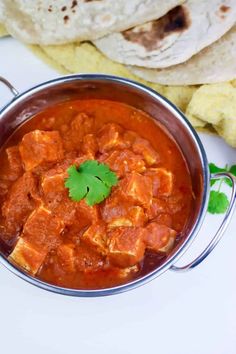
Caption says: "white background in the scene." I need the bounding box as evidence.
[0,37,236,354]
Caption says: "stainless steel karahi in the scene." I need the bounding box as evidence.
[0,74,235,297]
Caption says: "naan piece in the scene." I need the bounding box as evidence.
[29,42,197,112]
[94,0,236,68]
[1,0,183,44]
[0,23,8,37]
[29,45,69,74]
[186,83,236,147]
[32,41,236,145]
[128,25,236,85]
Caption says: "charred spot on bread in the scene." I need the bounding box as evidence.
[122,5,190,51]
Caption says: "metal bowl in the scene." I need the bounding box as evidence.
[0,74,235,297]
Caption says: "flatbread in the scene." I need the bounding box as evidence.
[33,41,197,112]
[31,42,236,146]
[3,38,235,146]
[1,0,183,44]
[29,45,69,75]
[0,24,8,37]
[94,0,236,68]
[186,83,236,147]
[128,25,236,85]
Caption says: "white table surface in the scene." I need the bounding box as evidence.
[0,37,236,354]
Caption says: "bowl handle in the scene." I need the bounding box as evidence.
[0,76,19,97]
[170,172,236,272]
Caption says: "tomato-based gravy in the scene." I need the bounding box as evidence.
[0,99,193,289]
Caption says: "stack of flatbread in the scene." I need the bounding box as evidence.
[0,0,236,147]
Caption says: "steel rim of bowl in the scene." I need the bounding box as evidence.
[0,74,210,297]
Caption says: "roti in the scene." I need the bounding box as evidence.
[1,0,183,44]
[94,0,236,69]
[128,25,236,85]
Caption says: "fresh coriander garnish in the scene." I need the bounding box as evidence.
[208,190,229,214]
[208,163,236,214]
[65,160,118,206]
[209,163,236,187]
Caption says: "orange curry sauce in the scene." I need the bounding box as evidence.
[0,100,193,289]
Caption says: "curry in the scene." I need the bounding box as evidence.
[0,99,193,289]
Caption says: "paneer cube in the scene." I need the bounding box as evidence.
[132,137,160,166]
[77,199,99,224]
[2,172,40,235]
[146,198,168,220]
[22,206,63,251]
[9,238,47,274]
[145,168,173,197]
[50,197,98,235]
[41,172,66,195]
[74,153,95,167]
[123,131,139,145]
[116,264,139,279]
[97,123,127,153]
[128,206,147,226]
[19,130,64,171]
[6,146,23,180]
[108,227,146,267]
[159,237,175,253]
[145,222,177,253]
[57,244,76,273]
[102,190,146,228]
[62,113,94,152]
[101,191,129,223]
[82,134,98,158]
[108,218,133,228]
[108,206,146,228]
[50,197,77,226]
[121,172,153,207]
[82,223,107,255]
[155,213,172,228]
[101,149,146,177]
[75,244,104,272]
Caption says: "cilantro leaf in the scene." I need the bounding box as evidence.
[226,165,236,187]
[80,160,118,188]
[209,163,226,186]
[65,165,88,202]
[207,190,229,214]
[65,160,118,206]
[229,165,236,176]
[209,163,236,187]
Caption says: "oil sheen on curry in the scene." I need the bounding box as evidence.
[0,99,193,290]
